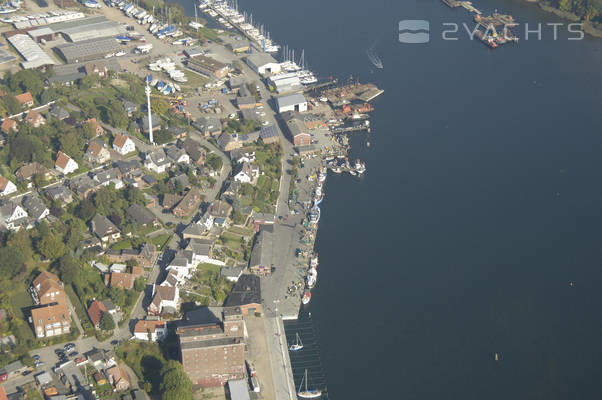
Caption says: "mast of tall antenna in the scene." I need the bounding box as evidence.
[145,83,154,145]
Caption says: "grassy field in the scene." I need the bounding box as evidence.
[10,290,33,320]
[227,226,255,236]
[151,233,172,250]
[116,341,167,394]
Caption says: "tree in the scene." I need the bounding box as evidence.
[134,277,146,292]
[160,361,194,400]
[0,246,26,280]
[99,312,115,331]
[57,255,79,285]
[7,230,33,261]
[75,200,96,222]
[36,233,66,261]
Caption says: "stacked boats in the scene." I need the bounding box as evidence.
[148,57,188,83]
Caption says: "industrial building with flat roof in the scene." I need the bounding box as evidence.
[276,93,308,113]
[185,55,229,79]
[54,37,123,63]
[245,53,281,76]
[48,15,126,42]
[6,34,57,69]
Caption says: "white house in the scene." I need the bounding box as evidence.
[0,202,28,231]
[112,134,136,155]
[166,251,195,279]
[55,151,79,175]
[230,149,255,164]
[246,53,281,76]
[144,150,171,174]
[133,320,167,342]
[186,239,225,266]
[148,285,179,316]
[233,162,258,184]
[0,176,17,196]
[276,93,308,113]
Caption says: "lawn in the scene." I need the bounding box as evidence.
[65,284,95,337]
[227,226,255,237]
[151,233,172,250]
[10,290,33,320]
[116,341,167,394]
[109,239,133,251]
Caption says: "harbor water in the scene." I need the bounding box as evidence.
[175,0,602,398]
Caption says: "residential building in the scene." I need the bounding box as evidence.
[144,150,171,173]
[48,105,69,120]
[127,204,156,226]
[180,138,206,166]
[0,201,28,231]
[0,361,26,382]
[233,162,258,184]
[173,188,202,217]
[30,302,70,338]
[24,109,46,127]
[84,62,108,77]
[148,285,179,315]
[1,118,17,134]
[55,151,78,175]
[15,92,34,108]
[122,100,138,116]
[21,194,49,221]
[165,145,190,165]
[85,117,105,136]
[108,272,135,289]
[133,320,167,341]
[113,134,135,155]
[208,200,232,219]
[16,162,50,187]
[0,176,17,196]
[140,113,161,134]
[236,96,257,110]
[105,243,156,267]
[105,365,130,392]
[44,185,73,204]
[31,271,66,305]
[90,214,121,243]
[85,141,111,164]
[220,266,243,282]
[217,132,242,152]
[181,223,208,240]
[87,299,106,329]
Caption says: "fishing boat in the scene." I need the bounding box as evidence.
[301,291,311,305]
[297,369,322,399]
[318,171,326,183]
[306,267,317,289]
[289,333,303,351]
[310,254,319,269]
[309,207,320,224]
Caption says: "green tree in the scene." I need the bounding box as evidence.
[134,277,146,292]
[0,246,26,280]
[57,254,79,285]
[160,361,194,400]
[99,312,115,331]
[6,230,33,261]
[36,233,66,261]
[75,200,96,222]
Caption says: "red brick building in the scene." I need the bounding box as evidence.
[177,308,245,387]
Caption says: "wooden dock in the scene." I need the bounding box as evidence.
[461,1,482,14]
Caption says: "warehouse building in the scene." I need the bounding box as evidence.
[185,55,229,79]
[7,34,57,69]
[49,16,126,42]
[54,37,123,63]
[245,53,281,76]
[268,72,302,94]
[275,93,308,113]
[222,35,250,53]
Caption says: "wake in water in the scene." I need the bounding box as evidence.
[367,42,383,69]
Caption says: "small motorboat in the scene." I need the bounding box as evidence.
[301,291,311,305]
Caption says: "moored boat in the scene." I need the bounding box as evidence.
[297,369,322,399]
[289,332,303,352]
[301,291,311,305]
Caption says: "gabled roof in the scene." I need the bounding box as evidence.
[55,151,74,169]
[16,162,48,180]
[15,92,33,105]
[88,300,106,327]
[127,204,155,226]
[0,175,14,192]
[109,272,135,289]
[90,214,120,237]
[113,134,132,149]
[134,319,166,334]
[1,118,17,133]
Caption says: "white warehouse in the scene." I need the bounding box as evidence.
[276,93,308,113]
[246,53,281,76]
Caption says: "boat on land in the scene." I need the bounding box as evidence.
[289,332,303,351]
[297,369,322,399]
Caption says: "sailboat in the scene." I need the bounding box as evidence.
[289,333,303,351]
[297,369,322,399]
[367,42,383,69]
